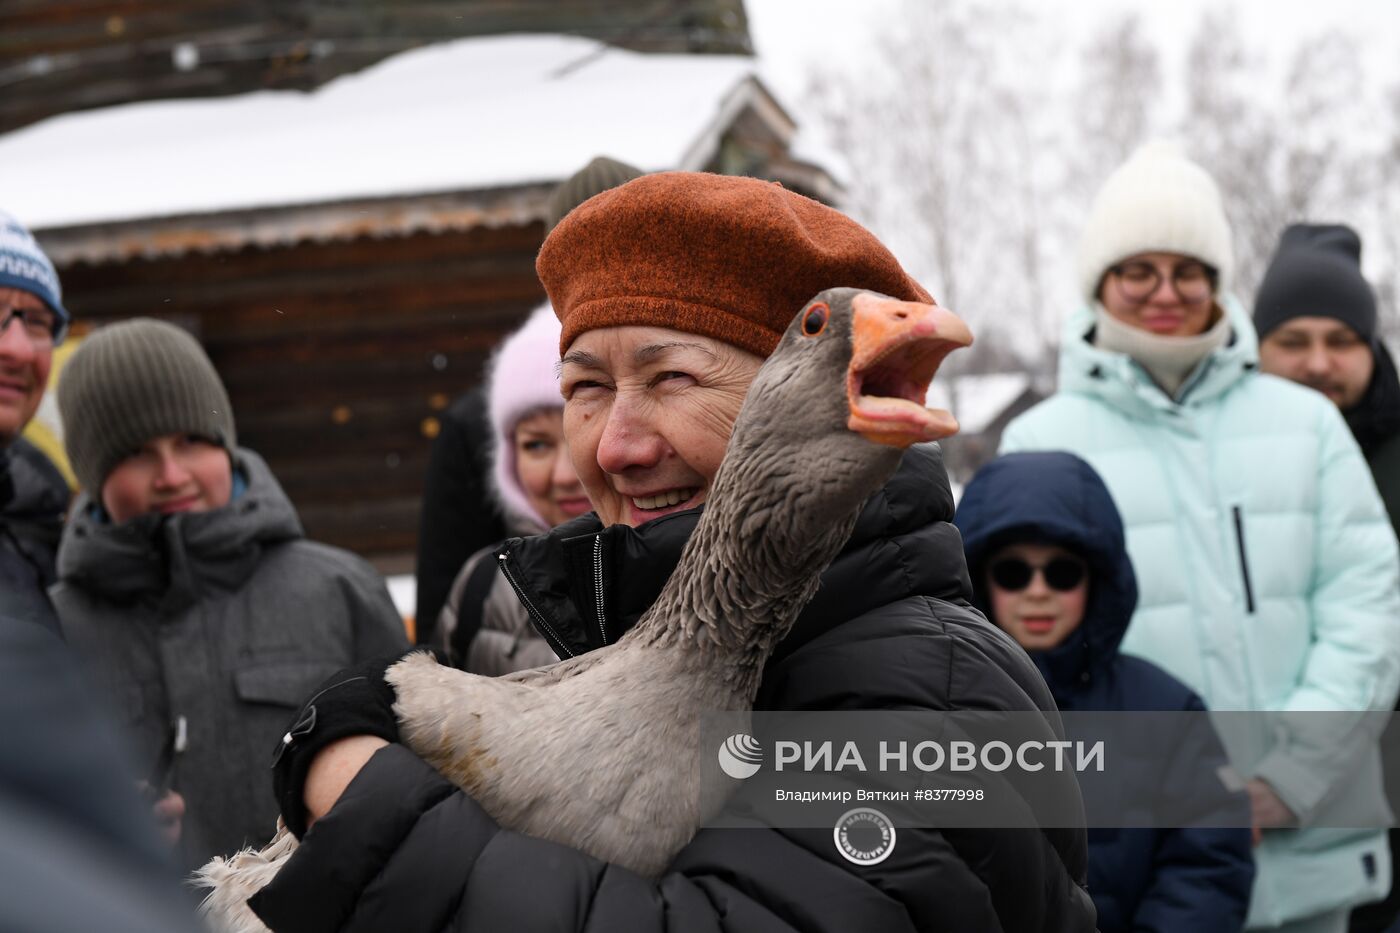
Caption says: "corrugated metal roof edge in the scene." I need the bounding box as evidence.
[34,181,558,266]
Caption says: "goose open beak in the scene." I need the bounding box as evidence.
[846,292,973,448]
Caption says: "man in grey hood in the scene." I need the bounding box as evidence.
[49,318,409,869]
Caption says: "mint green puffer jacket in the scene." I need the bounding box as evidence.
[1001,297,1400,927]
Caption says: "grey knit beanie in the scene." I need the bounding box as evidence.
[1253,223,1377,344]
[544,155,645,232]
[58,318,236,494]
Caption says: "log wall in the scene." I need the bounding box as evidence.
[55,221,548,565]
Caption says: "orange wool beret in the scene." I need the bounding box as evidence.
[537,171,931,357]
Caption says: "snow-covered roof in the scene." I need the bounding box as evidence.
[0,34,788,234]
[926,372,1034,436]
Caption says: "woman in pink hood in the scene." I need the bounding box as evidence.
[434,304,590,674]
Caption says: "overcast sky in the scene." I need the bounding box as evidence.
[745,0,1400,107]
[742,0,1400,349]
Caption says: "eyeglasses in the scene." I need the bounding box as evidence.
[988,557,1086,592]
[0,305,66,347]
[1107,259,1217,305]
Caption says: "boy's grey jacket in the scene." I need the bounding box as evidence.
[50,448,409,868]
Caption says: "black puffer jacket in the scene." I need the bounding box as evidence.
[414,387,509,646]
[0,438,68,635]
[251,446,1096,933]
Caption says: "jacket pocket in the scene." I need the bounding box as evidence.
[233,660,340,709]
[1232,506,1256,615]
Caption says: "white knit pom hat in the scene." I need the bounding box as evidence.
[1075,141,1234,305]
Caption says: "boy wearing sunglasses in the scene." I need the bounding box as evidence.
[956,451,1254,933]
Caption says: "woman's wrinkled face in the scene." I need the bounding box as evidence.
[512,408,591,528]
[985,542,1090,652]
[559,326,764,528]
[100,433,233,524]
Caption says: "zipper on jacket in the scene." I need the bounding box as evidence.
[1175,358,1215,406]
[1231,506,1256,615]
[592,535,610,646]
[498,551,576,659]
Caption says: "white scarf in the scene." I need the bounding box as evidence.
[1092,304,1232,400]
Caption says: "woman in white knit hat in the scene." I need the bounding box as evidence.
[1001,142,1400,931]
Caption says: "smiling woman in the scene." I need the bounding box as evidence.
[1074,143,1235,399]
[512,410,589,527]
[559,328,762,528]
[245,171,1098,933]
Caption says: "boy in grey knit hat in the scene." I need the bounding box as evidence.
[58,318,236,522]
[50,318,410,870]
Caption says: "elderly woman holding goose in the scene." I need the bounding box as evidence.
[245,173,1097,932]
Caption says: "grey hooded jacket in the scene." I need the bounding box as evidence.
[50,448,409,868]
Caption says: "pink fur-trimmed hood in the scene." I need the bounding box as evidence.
[488,303,565,532]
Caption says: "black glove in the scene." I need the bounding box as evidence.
[271,652,410,839]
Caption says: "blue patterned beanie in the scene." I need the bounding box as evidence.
[0,211,68,324]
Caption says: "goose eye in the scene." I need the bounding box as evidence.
[801,303,829,337]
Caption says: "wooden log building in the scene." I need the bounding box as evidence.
[1,27,839,571]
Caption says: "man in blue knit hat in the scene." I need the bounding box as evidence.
[0,210,71,634]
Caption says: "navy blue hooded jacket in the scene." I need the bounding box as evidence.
[955,451,1254,933]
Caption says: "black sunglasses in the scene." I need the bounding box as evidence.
[988,557,1086,592]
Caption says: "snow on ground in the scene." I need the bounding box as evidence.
[386,573,416,623]
[0,34,761,230]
